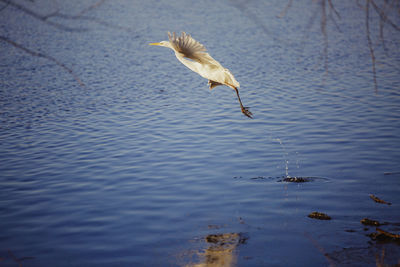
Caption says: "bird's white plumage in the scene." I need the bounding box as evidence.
[167,32,239,89]
[150,32,251,118]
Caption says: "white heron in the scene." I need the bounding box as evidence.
[149,32,252,118]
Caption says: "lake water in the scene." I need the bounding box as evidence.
[1,0,400,266]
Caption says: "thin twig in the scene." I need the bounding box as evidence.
[229,0,289,45]
[304,232,336,267]
[277,0,293,18]
[356,0,365,9]
[0,0,9,11]
[43,0,106,19]
[44,12,135,32]
[365,0,378,93]
[378,0,388,51]
[327,1,342,32]
[0,35,85,87]
[327,0,341,19]
[321,0,329,76]
[0,0,88,32]
[76,0,106,17]
[299,3,319,56]
[375,248,385,267]
[40,0,134,33]
[384,171,400,175]
[8,250,35,267]
[371,0,400,31]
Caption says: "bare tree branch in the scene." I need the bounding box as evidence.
[366,0,378,93]
[40,0,135,33]
[277,0,293,18]
[371,0,400,31]
[0,35,85,87]
[298,3,319,60]
[0,0,136,87]
[304,232,336,267]
[356,0,366,9]
[229,0,289,45]
[43,12,135,33]
[327,0,342,32]
[321,0,329,76]
[0,0,89,32]
[377,0,392,52]
[42,0,106,20]
[327,0,341,19]
[76,0,106,17]
[7,250,35,267]
[0,0,9,11]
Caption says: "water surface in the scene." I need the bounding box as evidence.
[1,0,400,266]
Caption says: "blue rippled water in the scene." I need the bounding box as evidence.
[1,0,400,266]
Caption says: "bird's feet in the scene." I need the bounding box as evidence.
[241,106,253,118]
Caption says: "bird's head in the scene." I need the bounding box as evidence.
[149,41,171,48]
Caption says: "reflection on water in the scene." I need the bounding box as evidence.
[187,233,247,267]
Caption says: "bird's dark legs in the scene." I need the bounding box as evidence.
[234,87,253,118]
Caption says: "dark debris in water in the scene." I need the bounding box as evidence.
[185,233,249,266]
[205,233,249,250]
[250,176,273,180]
[370,194,392,205]
[0,250,35,266]
[368,228,400,244]
[361,218,382,226]
[234,175,327,183]
[384,171,400,175]
[282,177,314,183]
[308,211,332,220]
[208,224,225,230]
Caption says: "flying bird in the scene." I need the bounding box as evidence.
[150,32,252,118]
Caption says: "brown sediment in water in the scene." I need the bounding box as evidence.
[308,211,331,220]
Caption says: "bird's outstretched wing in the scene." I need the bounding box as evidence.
[168,32,220,66]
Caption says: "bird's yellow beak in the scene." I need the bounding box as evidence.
[149,42,161,46]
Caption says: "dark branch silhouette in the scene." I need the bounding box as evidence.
[321,0,329,76]
[370,0,400,31]
[0,0,136,87]
[277,0,399,92]
[7,250,35,267]
[327,0,341,19]
[39,0,135,33]
[366,0,378,93]
[277,0,293,18]
[0,0,89,32]
[2,0,134,33]
[229,0,290,45]
[0,35,85,86]
[0,0,9,11]
[75,0,106,17]
[327,0,342,32]
[42,11,135,33]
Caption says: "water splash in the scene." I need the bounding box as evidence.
[274,138,291,178]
